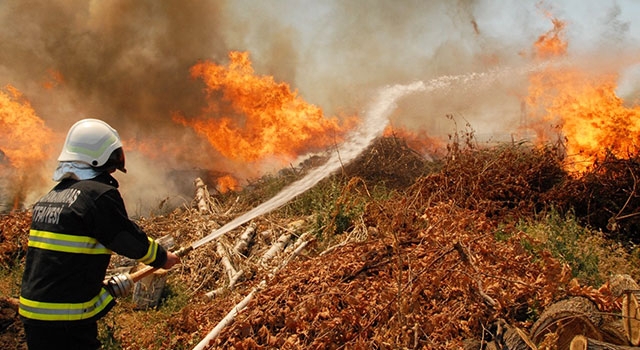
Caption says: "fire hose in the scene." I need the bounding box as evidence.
[105,245,193,298]
[105,195,262,298]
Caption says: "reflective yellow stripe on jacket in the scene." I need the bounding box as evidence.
[19,288,114,321]
[138,237,159,264]
[28,230,112,255]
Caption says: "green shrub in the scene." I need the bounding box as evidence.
[517,209,640,286]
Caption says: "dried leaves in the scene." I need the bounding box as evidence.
[2,137,640,349]
[207,202,571,349]
[410,141,566,218]
[0,211,30,268]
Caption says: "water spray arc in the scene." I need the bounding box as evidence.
[191,80,427,249]
[106,81,426,292]
[107,67,521,293]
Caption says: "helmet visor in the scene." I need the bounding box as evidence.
[105,147,127,173]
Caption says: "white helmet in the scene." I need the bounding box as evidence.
[58,118,127,173]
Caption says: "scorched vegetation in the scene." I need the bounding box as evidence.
[2,133,640,349]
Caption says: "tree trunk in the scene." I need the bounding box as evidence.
[570,335,638,350]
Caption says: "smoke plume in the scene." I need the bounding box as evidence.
[0,0,638,214]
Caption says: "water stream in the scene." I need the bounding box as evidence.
[191,67,519,249]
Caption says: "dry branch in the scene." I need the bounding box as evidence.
[217,242,238,281]
[260,233,291,265]
[453,241,497,307]
[195,281,266,350]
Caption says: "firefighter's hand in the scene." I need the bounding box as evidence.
[163,251,180,269]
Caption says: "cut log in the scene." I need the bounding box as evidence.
[217,242,238,281]
[570,335,638,350]
[609,275,640,345]
[623,291,640,345]
[601,318,632,346]
[194,177,209,214]
[282,230,311,254]
[530,296,603,350]
[273,235,312,274]
[233,223,256,256]
[204,241,245,298]
[260,233,291,265]
[260,220,307,265]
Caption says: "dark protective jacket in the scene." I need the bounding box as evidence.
[19,173,168,325]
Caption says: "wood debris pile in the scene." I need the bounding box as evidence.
[208,203,577,348]
[412,141,566,219]
[2,137,640,349]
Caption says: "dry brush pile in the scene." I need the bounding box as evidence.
[2,136,640,349]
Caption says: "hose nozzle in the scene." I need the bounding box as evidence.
[174,245,193,258]
[106,273,134,298]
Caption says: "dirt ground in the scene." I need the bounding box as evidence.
[0,297,25,349]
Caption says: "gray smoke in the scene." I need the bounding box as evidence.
[0,0,637,214]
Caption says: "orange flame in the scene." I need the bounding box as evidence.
[42,69,64,90]
[526,18,640,171]
[383,126,445,157]
[533,17,567,59]
[216,174,239,193]
[0,85,55,170]
[0,85,56,209]
[173,51,356,163]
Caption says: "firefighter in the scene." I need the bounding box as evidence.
[19,118,180,349]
